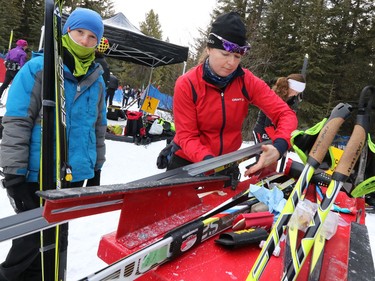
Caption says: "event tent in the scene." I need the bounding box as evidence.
[102,13,189,68]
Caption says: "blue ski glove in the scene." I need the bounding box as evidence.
[2,174,38,213]
[86,169,101,187]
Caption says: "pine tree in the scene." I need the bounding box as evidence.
[0,0,23,53]
[63,0,115,16]
[192,0,374,135]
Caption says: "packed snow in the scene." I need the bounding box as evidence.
[0,101,374,280]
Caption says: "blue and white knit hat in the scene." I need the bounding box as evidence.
[63,8,104,45]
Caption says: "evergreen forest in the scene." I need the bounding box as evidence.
[0,0,374,138]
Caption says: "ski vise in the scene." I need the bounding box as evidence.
[38,175,240,263]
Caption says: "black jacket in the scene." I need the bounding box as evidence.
[108,74,119,90]
[95,54,110,87]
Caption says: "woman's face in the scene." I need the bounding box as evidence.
[288,88,300,98]
[207,48,242,77]
[69,29,98,48]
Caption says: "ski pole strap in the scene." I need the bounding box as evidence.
[369,133,375,152]
[352,176,375,197]
[351,133,375,197]
[291,118,327,164]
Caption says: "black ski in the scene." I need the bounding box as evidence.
[40,0,68,280]
[40,1,58,281]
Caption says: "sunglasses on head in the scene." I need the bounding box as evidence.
[210,33,250,55]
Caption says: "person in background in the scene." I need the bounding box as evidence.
[253,73,306,144]
[0,39,28,106]
[167,12,297,181]
[136,88,142,108]
[95,36,110,88]
[113,85,123,104]
[122,84,131,107]
[106,73,119,106]
[0,8,107,281]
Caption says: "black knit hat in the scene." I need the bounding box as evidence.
[207,12,247,49]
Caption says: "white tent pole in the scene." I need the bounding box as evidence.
[148,67,154,87]
[140,67,154,110]
[39,26,45,51]
[145,67,154,97]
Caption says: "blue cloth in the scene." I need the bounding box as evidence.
[249,183,286,221]
[113,88,123,103]
[63,8,104,44]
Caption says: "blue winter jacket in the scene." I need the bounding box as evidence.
[0,52,107,183]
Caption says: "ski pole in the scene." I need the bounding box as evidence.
[309,109,370,281]
[8,30,13,51]
[247,102,352,281]
[282,85,374,281]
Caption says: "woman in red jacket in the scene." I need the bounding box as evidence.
[169,12,297,178]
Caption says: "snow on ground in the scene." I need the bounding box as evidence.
[0,100,374,280]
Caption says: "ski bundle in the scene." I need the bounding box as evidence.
[40,0,69,280]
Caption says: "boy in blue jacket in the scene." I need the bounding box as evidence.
[0,8,107,280]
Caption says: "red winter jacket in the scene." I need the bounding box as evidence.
[173,64,297,163]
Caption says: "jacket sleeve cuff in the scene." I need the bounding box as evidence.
[273,138,288,159]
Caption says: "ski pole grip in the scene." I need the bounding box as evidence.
[333,83,374,179]
[308,103,352,167]
[333,125,366,178]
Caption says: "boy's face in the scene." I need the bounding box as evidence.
[69,29,97,48]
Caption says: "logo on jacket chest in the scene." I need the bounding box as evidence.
[232,98,245,102]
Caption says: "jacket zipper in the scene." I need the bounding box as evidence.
[219,91,225,155]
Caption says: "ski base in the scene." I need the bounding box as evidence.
[348,222,375,281]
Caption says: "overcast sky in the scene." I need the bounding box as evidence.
[112,0,217,47]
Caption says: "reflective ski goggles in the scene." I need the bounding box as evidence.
[209,33,251,55]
